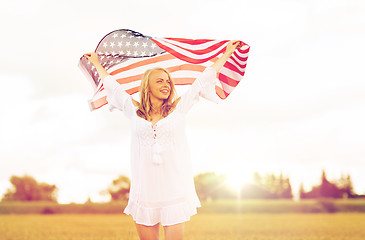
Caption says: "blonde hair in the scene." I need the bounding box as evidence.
[136,68,177,121]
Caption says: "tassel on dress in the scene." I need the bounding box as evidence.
[152,142,163,164]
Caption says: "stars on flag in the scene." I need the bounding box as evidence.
[83,29,167,87]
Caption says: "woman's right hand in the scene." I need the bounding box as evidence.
[83,52,99,66]
[83,52,109,79]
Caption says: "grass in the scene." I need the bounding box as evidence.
[1,213,365,240]
[1,199,365,214]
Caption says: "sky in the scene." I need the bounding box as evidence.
[0,0,364,203]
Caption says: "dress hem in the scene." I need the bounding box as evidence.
[123,199,201,226]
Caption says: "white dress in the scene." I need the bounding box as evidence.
[103,67,217,226]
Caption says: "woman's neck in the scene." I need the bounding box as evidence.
[150,97,163,114]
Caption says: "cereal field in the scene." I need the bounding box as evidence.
[1,213,365,240]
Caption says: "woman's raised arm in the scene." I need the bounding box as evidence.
[83,52,109,81]
[83,52,140,109]
[211,40,243,73]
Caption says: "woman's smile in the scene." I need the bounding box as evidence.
[160,88,170,94]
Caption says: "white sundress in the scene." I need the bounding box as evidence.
[103,67,218,226]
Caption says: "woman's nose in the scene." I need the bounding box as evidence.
[163,81,169,88]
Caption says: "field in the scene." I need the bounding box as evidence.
[1,199,365,214]
[1,213,365,240]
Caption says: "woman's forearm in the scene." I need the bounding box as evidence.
[92,60,110,81]
[84,52,109,81]
[211,51,233,74]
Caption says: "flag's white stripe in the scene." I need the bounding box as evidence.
[156,38,226,51]
[153,39,226,60]
[117,80,141,92]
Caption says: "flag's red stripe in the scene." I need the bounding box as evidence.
[97,86,104,93]
[218,73,240,88]
[215,86,228,99]
[91,96,107,110]
[126,86,140,95]
[115,74,143,84]
[172,78,198,85]
[162,38,215,45]
[110,54,175,75]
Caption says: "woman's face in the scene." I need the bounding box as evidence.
[148,70,171,101]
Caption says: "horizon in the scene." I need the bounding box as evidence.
[1,166,361,204]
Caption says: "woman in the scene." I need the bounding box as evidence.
[84,40,242,240]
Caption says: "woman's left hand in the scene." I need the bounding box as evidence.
[210,40,243,73]
[225,40,243,55]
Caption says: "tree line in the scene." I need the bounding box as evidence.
[2,170,364,203]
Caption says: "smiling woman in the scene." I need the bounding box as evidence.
[83,40,243,240]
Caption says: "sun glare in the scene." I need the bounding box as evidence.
[225,169,253,191]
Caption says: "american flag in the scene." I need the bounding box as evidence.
[79,29,250,111]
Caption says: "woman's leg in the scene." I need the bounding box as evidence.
[163,222,185,240]
[135,222,160,240]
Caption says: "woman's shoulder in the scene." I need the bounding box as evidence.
[132,99,140,107]
[172,97,181,107]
